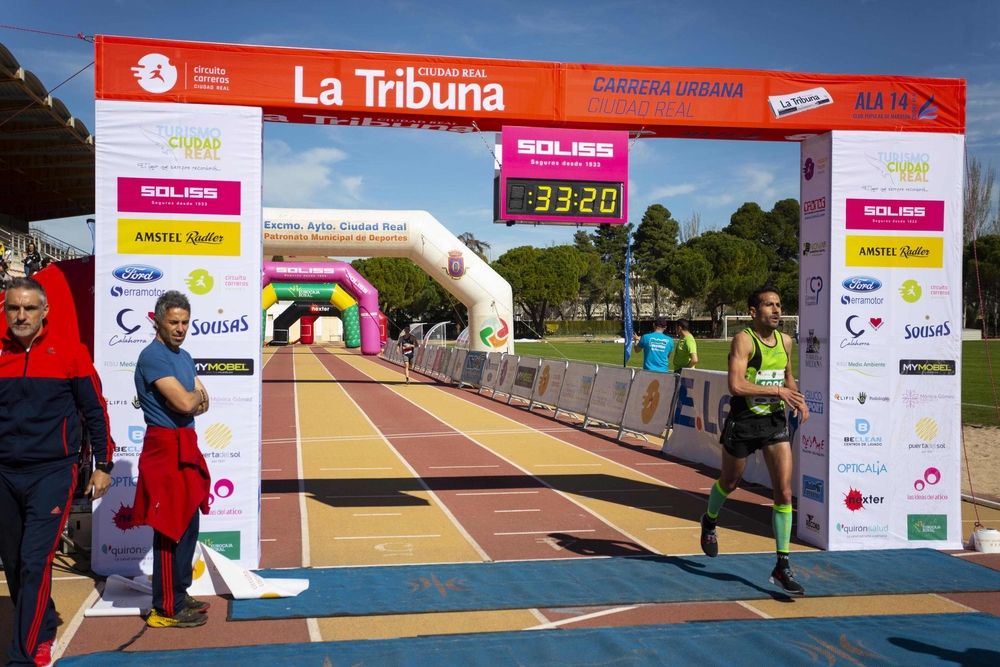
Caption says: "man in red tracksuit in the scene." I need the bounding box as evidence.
[132,291,211,629]
[0,278,113,667]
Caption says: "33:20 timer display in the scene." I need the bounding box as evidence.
[505,178,623,219]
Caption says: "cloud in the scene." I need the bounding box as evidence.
[263,140,361,207]
[967,81,1000,147]
[648,183,697,199]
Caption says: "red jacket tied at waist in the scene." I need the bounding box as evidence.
[132,425,210,542]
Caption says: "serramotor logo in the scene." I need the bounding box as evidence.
[132,54,178,93]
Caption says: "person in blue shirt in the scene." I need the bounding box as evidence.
[632,317,674,372]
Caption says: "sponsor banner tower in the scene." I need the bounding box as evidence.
[93,100,263,575]
[798,132,963,550]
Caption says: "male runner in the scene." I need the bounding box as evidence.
[397,326,418,384]
[699,286,809,595]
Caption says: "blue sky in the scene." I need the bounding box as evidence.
[4,0,999,255]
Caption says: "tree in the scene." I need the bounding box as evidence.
[667,231,768,336]
[633,204,679,317]
[457,232,491,262]
[964,235,1000,336]
[965,156,998,243]
[350,257,426,319]
[492,245,586,334]
[679,211,701,244]
[723,199,800,314]
[591,222,634,321]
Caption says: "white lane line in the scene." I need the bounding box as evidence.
[293,354,311,568]
[736,601,772,619]
[578,489,661,494]
[495,529,596,536]
[429,465,500,469]
[534,463,602,468]
[261,496,282,500]
[528,608,549,625]
[344,359,660,555]
[51,588,99,661]
[261,538,277,542]
[457,491,540,497]
[526,604,644,630]
[320,467,393,471]
[354,513,403,517]
[314,352,492,562]
[930,593,979,612]
[334,534,441,540]
[262,468,282,472]
[325,494,406,499]
[495,509,541,513]
[307,617,322,642]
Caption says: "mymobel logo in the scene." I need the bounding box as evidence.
[132,54,178,93]
[118,178,241,215]
[194,358,254,376]
[899,359,956,375]
[516,139,614,157]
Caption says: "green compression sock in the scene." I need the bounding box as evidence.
[706,480,730,521]
[773,504,793,554]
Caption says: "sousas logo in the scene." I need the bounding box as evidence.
[903,319,951,340]
[190,315,250,336]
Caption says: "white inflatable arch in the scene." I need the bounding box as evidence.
[262,209,515,354]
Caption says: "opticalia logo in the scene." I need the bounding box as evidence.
[110,475,139,488]
[804,389,824,415]
[865,151,930,184]
[843,487,884,512]
[190,315,250,336]
[842,419,883,447]
[139,125,222,161]
[836,522,889,538]
[516,139,614,157]
[117,178,241,215]
[801,434,826,457]
[837,460,888,476]
[113,264,163,283]
[198,531,241,559]
[194,358,255,376]
[903,318,951,340]
[805,276,823,306]
[802,475,825,502]
[899,359,955,375]
[802,196,826,219]
[846,198,944,232]
[845,236,943,269]
[907,514,947,541]
[117,219,241,256]
[805,514,821,532]
[132,54,178,93]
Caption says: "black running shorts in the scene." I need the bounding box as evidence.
[720,411,789,459]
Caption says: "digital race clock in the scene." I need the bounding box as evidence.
[495,126,629,226]
[504,178,623,219]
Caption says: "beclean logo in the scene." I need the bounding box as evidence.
[907,514,948,541]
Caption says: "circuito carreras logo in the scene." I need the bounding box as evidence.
[132,53,178,94]
[185,269,215,295]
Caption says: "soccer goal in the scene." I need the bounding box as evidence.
[723,315,799,340]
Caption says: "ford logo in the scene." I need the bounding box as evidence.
[842,276,881,292]
[113,265,163,283]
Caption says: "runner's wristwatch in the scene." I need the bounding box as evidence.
[94,461,114,474]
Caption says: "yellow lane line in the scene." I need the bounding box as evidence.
[338,352,810,556]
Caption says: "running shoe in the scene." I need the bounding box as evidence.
[147,607,209,628]
[183,595,211,613]
[699,513,719,557]
[34,638,55,667]
[769,565,805,595]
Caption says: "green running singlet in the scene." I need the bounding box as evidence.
[730,327,787,419]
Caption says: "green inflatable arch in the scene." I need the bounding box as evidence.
[262,282,361,347]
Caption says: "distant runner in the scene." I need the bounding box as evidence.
[397,326,419,384]
[699,286,809,595]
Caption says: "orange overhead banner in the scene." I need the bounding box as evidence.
[95,36,965,140]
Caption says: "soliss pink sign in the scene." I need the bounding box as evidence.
[118,177,241,215]
[845,198,945,232]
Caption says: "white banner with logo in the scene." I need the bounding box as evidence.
[494,354,519,398]
[584,366,633,427]
[93,100,263,575]
[510,356,541,401]
[666,369,802,489]
[450,349,468,383]
[825,131,963,550]
[531,359,568,409]
[621,370,678,438]
[555,362,598,418]
[478,352,504,393]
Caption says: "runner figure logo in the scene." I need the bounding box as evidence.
[132,54,178,93]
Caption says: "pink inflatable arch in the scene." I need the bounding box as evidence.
[262,261,381,355]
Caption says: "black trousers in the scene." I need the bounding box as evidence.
[0,463,77,666]
[152,510,199,617]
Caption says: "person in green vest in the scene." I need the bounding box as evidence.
[698,286,809,595]
[672,319,698,372]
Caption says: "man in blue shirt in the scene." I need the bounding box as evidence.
[632,317,674,372]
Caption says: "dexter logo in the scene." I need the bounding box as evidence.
[194,359,255,376]
[516,139,613,157]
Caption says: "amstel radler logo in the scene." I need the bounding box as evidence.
[117,220,241,257]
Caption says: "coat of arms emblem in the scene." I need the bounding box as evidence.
[446,251,466,279]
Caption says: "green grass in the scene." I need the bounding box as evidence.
[514,339,999,426]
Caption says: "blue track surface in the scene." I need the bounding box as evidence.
[58,613,1000,666]
[228,548,1000,620]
